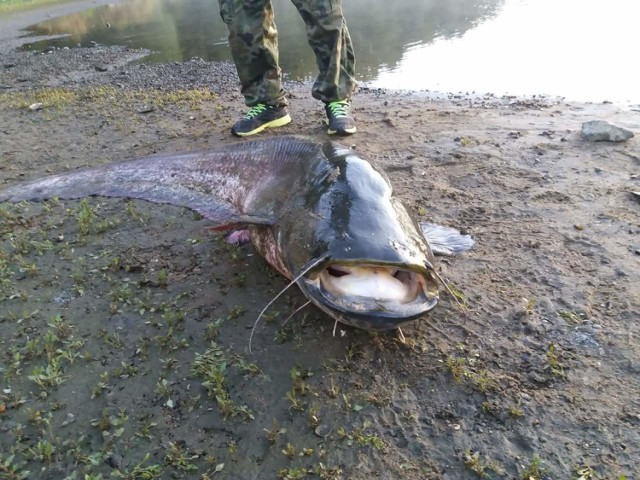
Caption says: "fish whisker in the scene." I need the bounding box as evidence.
[249,256,328,353]
[425,260,468,314]
[397,327,406,344]
[425,263,479,337]
[281,301,312,327]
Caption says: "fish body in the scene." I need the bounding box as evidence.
[0,136,472,330]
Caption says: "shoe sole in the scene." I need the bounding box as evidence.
[327,125,357,136]
[232,114,292,137]
[325,117,356,136]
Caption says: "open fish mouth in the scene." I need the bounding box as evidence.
[299,262,440,330]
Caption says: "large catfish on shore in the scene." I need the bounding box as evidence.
[0,136,473,330]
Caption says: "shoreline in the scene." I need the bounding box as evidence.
[2,0,639,109]
[0,0,129,50]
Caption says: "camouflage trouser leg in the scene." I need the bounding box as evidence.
[218,0,356,107]
[290,0,357,103]
[218,0,287,107]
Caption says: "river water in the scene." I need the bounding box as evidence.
[20,0,640,103]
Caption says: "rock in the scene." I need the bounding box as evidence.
[28,102,43,111]
[137,105,155,114]
[105,453,124,469]
[95,64,109,72]
[581,120,634,142]
[314,425,330,437]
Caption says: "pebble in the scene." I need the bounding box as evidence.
[61,413,75,427]
[314,424,330,437]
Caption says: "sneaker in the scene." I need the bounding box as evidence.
[231,104,291,137]
[325,100,356,136]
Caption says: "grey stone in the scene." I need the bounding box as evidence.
[581,120,634,142]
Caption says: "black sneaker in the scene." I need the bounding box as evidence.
[325,100,356,136]
[231,104,292,137]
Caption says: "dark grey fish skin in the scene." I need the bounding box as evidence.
[0,136,472,331]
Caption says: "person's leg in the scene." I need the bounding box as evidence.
[218,0,291,135]
[290,0,356,135]
[289,0,356,103]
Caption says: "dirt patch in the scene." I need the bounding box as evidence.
[1,32,639,480]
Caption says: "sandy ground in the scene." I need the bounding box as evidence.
[1,5,640,480]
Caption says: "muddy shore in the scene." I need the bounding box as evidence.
[1,5,639,479]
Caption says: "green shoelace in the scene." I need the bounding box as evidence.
[327,101,350,118]
[246,104,267,119]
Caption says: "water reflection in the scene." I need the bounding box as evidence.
[23,0,504,82]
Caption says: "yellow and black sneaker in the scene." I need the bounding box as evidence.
[325,100,356,136]
[231,104,292,137]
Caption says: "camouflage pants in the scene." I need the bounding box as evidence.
[218,0,356,107]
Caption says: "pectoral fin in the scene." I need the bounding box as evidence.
[420,222,474,256]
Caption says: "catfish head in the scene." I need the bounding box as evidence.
[250,142,462,331]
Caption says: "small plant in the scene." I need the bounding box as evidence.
[156,268,168,287]
[352,429,384,451]
[99,329,125,349]
[509,403,524,418]
[191,343,254,420]
[164,442,199,472]
[278,467,308,479]
[205,318,224,340]
[91,371,111,399]
[0,453,31,479]
[112,453,161,479]
[290,366,312,395]
[523,297,536,315]
[574,465,594,480]
[135,418,159,441]
[337,422,385,451]
[286,388,306,413]
[558,309,582,324]
[282,442,296,459]
[546,343,565,377]
[521,455,547,480]
[75,199,97,239]
[227,305,245,320]
[264,419,286,444]
[29,439,57,463]
[308,406,320,429]
[48,314,73,339]
[327,378,340,398]
[446,356,466,382]
[28,358,65,390]
[465,450,489,478]
[90,408,128,440]
[155,378,173,398]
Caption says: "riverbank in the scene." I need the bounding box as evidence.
[1,9,639,480]
[0,0,128,49]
